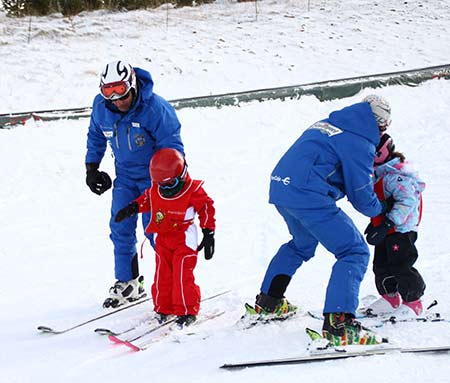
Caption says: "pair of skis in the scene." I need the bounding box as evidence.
[238,302,299,330]
[37,290,230,336]
[37,297,152,335]
[306,299,447,328]
[38,291,450,365]
[220,327,450,370]
[222,299,450,370]
[221,344,450,370]
[306,309,446,328]
[105,309,225,351]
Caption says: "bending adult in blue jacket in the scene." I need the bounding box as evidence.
[250,95,393,346]
[85,60,184,308]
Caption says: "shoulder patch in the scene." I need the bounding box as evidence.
[308,122,343,137]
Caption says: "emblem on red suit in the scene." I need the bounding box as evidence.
[155,210,165,225]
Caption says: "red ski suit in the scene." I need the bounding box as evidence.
[135,176,215,316]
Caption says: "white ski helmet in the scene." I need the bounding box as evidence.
[99,60,136,100]
[363,94,391,130]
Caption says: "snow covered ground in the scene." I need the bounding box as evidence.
[1,1,450,382]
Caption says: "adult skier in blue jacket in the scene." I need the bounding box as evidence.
[85,60,184,308]
[247,95,393,346]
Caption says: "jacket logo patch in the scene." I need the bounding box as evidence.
[132,122,140,128]
[103,131,113,138]
[134,134,146,147]
[309,121,343,137]
[271,175,291,185]
[155,210,165,224]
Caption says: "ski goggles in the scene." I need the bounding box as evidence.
[374,134,395,165]
[159,177,181,190]
[100,81,132,101]
[158,165,187,190]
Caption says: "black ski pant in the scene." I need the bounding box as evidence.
[373,231,425,302]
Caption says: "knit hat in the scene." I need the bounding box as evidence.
[363,94,391,130]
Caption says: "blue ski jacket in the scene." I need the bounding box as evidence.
[86,67,184,180]
[269,102,383,218]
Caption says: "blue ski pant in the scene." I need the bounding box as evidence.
[261,204,370,314]
[110,176,154,281]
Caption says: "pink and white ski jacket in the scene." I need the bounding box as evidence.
[373,158,425,233]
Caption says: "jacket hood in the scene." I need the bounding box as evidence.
[134,67,154,101]
[327,102,380,146]
[376,158,426,192]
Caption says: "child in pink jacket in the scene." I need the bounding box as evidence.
[364,133,426,319]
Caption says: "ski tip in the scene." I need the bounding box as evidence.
[426,299,438,310]
[108,335,123,344]
[123,341,141,352]
[94,328,114,336]
[220,363,245,370]
[108,335,141,351]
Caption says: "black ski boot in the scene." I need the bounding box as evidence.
[175,314,197,328]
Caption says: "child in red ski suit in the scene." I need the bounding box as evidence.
[115,148,215,327]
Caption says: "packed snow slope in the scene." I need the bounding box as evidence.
[1,0,450,113]
[1,1,450,383]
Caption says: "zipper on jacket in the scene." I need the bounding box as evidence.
[325,168,337,182]
[127,125,132,150]
[114,122,119,149]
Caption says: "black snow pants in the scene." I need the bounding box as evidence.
[373,231,425,302]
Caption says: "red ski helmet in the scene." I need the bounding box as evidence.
[150,148,187,185]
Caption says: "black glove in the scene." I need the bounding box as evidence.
[86,163,112,195]
[115,202,139,223]
[380,195,395,215]
[197,229,215,260]
[364,217,395,246]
